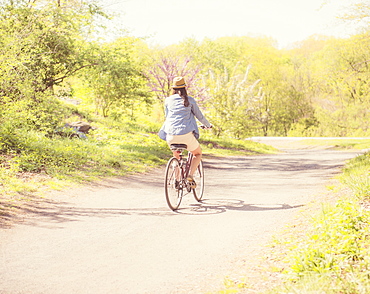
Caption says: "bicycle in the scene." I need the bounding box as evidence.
[164,143,205,211]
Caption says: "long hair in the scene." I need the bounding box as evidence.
[172,88,189,107]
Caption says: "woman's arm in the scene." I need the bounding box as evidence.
[191,99,211,128]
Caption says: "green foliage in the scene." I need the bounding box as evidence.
[0,112,272,196]
[83,37,151,118]
[0,0,106,100]
[1,0,370,153]
[173,36,318,137]
[200,133,277,156]
[0,116,168,178]
[288,117,319,137]
[276,199,370,294]
[290,200,369,274]
[297,33,370,137]
[0,0,114,149]
[204,64,265,138]
[300,138,370,150]
[3,0,370,140]
[340,1,370,30]
[271,151,370,293]
[0,94,71,136]
[341,152,370,200]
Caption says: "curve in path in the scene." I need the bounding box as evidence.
[0,147,361,293]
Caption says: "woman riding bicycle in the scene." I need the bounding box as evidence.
[158,76,212,188]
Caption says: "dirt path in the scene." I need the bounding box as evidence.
[0,142,361,294]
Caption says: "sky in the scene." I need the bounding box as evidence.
[101,0,359,48]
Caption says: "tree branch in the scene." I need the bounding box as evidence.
[43,62,98,91]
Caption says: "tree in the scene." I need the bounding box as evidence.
[305,34,370,136]
[205,64,264,138]
[340,1,370,29]
[144,53,208,105]
[84,38,151,118]
[0,0,109,133]
[0,0,107,100]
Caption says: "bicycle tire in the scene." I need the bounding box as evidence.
[193,160,204,202]
[164,157,183,210]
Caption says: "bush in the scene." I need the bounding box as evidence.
[0,94,72,136]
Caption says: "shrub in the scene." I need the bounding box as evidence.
[0,95,71,136]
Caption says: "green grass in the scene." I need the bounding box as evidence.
[0,115,275,198]
[0,114,275,225]
[266,151,370,294]
[270,200,370,294]
[200,134,277,156]
[301,138,370,150]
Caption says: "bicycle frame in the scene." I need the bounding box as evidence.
[165,124,210,209]
[179,151,193,181]
[164,147,204,210]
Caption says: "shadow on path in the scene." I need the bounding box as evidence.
[1,196,304,228]
[2,148,354,228]
[176,198,304,215]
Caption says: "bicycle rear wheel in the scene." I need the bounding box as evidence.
[164,157,183,210]
[193,160,204,202]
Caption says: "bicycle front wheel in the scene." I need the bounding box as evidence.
[164,157,182,211]
[193,160,205,202]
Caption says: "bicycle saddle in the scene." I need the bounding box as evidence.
[170,144,187,151]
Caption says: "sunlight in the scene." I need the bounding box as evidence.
[102,0,359,48]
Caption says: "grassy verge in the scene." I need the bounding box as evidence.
[0,121,275,195]
[263,151,370,293]
[0,117,169,195]
[200,134,277,157]
[211,140,370,294]
[0,115,275,224]
[301,138,370,150]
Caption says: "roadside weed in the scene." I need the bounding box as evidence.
[269,151,370,293]
[341,157,370,200]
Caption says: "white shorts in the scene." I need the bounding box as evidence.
[166,132,200,152]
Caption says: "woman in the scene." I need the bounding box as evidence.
[158,76,212,188]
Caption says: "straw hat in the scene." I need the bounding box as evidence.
[172,76,186,89]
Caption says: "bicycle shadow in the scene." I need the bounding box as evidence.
[175,198,304,215]
[1,196,304,228]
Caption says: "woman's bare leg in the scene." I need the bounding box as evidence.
[171,150,181,180]
[189,146,202,177]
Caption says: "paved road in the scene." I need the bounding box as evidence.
[0,142,362,293]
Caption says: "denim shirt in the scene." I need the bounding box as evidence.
[158,94,211,141]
